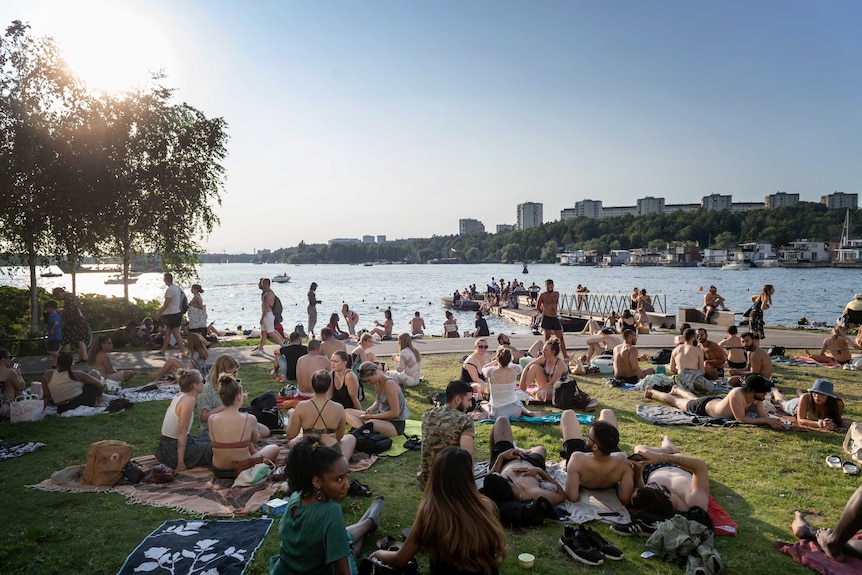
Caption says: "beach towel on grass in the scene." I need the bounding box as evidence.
[637,404,761,427]
[32,439,289,517]
[377,419,422,458]
[116,518,272,575]
[0,439,46,461]
[545,460,631,525]
[774,535,862,575]
[708,495,738,536]
[477,413,594,425]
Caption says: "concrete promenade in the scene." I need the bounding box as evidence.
[14,324,832,378]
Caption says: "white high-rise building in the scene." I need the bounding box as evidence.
[517,202,543,230]
[459,218,485,235]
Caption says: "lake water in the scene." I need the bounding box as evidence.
[2,263,858,334]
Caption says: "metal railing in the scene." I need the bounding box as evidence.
[556,292,668,317]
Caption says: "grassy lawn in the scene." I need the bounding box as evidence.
[1,350,859,574]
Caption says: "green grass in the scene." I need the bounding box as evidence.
[1,350,859,574]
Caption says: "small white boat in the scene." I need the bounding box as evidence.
[104,275,138,284]
[363,262,374,267]
[272,273,291,283]
[721,261,750,271]
[40,271,63,278]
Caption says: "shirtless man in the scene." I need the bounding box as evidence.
[718,326,746,370]
[319,327,347,359]
[612,330,655,384]
[409,312,426,337]
[294,339,330,397]
[496,333,524,362]
[307,282,321,337]
[726,331,772,386]
[805,325,860,365]
[0,349,25,402]
[696,328,727,380]
[481,416,566,506]
[585,328,622,361]
[251,278,284,356]
[612,437,710,536]
[702,285,726,323]
[645,373,786,429]
[535,279,569,360]
[341,303,359,336]
[561,409,634,505]
[668,329,713,393]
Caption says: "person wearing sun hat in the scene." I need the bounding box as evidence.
[771,379,846,431]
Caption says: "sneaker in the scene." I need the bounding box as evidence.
[559,525,604,566]
[609,517,659,537]
[579,525,624,561]
[250,349,266,357]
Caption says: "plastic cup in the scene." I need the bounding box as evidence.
[518,553,535,569]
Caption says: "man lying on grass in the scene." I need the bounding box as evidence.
[645,373,787,430]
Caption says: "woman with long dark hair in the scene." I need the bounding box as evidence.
[269,437,383,575]
[749,284,774,340]
[41,352,104,413]
[87,334,135,382]
[371,447,506,575]
[772,379,846,431]
[52,287,91,362]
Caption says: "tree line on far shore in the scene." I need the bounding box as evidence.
[250,202,856,265]
[0,21,227,335]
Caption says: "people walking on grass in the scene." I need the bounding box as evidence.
[52,286,91,362]
[251,278,284,356]
[154,273,187,358]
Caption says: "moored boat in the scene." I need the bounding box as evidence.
[272,273,291,283]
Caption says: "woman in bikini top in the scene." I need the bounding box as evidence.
[460,338,492,396]
[208,375,280,478]
[285,369,356,459]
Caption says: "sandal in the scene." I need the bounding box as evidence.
[826,455,842,469]
[376,535,398,550]
[347,478,372,497]
[403,435,422,450]
[843,461,859,475]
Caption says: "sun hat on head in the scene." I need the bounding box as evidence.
[808,379,838,399]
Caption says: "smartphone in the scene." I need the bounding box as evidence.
[12,363,19,371]
[627,453,645,462]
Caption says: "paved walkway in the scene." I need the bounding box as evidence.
[14,324,830,377]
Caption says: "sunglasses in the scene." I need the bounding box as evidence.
[477,345,488,349]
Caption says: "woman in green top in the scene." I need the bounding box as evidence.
[269,437,383,575]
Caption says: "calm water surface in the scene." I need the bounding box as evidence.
[3,263,859,335]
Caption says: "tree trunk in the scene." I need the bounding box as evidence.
[27,247,39,337]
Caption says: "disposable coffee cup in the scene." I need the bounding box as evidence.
[30,382,43,399]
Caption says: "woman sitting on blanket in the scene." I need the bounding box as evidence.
[286,369,356,460]
[269,437,383,575]
[804,325,861,365]
[518,337,567,404]
[207,374,279,478]
[371,447,506,575]
[41,352,106,414]
[772,379,847,432]
[346,362,409,437]
[154,369,212,472]
[149,333,210,381]
[481,348,537,419]
[87,334,135,383]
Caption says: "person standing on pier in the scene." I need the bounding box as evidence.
[535,279,569,360]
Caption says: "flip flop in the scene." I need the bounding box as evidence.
[843,461,858,475]
[826,455,842,469]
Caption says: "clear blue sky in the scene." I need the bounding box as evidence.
[3,1,860,252]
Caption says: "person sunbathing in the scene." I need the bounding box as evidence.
[644,373,787,430]
[804,325,860,365]
[772,379,846,431]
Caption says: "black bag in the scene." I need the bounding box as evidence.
[357,557,420,575]
[553,378,590,411]
[352,423,393,454]
[766,346,785,357]
[180,291,189,315]
[742,306,753,318]
[272,295,283,324]
[497,496,553,527]
[121,460,146,484]
[650,348,672,365]
[242,391,284,431]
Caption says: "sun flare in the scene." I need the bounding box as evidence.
[38,0,176,93]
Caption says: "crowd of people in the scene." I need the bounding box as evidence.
[12,276,862,574]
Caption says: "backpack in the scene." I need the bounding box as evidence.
[242,391,285,431]
[651,348,673,365]
[180,291,189,315]
[351,423,393,454]
[766,346,785,357]
[553,378,591,411]
[496,497,553,527]
[82,440,133,486]
[272,295,283,324]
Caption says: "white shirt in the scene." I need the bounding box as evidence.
[164,284,182,314]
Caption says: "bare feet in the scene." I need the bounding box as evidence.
[644,388,654,399]
[816,528,845,561]
[660,435,680,454]
[670,385,682,396]
[792,512,814,540]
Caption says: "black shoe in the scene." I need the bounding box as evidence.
[609,517,659,537]
[579,525,624,561]
[348,478,373,497]
[403,435,421,450]
[559,524,604,566]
